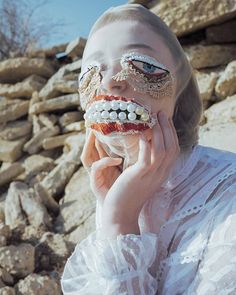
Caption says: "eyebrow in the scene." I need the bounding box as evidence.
[83,43,156,64]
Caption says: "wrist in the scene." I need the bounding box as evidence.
[100,220,140,239]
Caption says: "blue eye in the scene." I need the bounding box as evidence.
[142,63,157,73]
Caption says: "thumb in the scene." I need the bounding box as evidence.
[91,157,122,176]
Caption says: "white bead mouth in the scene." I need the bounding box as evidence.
[84,99,153,125]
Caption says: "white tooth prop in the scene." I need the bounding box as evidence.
[85,99,157,126]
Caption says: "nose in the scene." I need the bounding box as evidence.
[100,66,127,94]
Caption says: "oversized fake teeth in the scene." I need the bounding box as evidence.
[84,100,150,123]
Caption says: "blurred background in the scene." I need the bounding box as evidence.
[0,0,235,294]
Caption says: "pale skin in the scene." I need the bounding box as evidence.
[80,21,180,238]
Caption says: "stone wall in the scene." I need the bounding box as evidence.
[0,1,236,294]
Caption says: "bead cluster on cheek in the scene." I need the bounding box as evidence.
[84,100,150,124]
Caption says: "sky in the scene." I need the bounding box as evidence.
[34,0,128,48]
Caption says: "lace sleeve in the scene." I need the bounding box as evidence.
[61,230,158,294]
[186,181,236,295]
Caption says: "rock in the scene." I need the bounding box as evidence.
[63,132,85,154]
[206,19,236,43]
[215,60,236,99]
[65,37,87,60]
[38,60,82,100]
[0,244,35,278]
[194,70,218,101]
[0,287,16,295]
[0,137,28,163]
[58,111,83,128]
[199,122,236,153]
[204,95,236,123]
[0,224,11,247]
[0,75,46,99]
[57,166,96,234]
[184,44,236,69]
[23,126,60,154]
[29,93,80,115]
[62,121,85,133]
[27,42,68,58]
[0,267,14,286]
[42,132,78,150]
[0,121,32,141]
[0,100,29,125]
[4,182,51,229]
[151,0,236,37]
[0,58,56,83]
[34,183,59,214]
[0,163,25,187]
[15,273,60,295]
[38,114,57,129]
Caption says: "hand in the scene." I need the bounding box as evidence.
[101,111,180,234]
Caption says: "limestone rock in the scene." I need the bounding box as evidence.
[0,121,32,141]
[0,267,14,286]
[0,224,11,247]
[194,70,218,101]
[0,100,29,125]
[199,122,236,153]
[62,121,85,133]
[59,111,83,128]
[204,95,236,123]
[65,37,87,60]
[184,44,236,69]
[0,75,46,99]
[0,244,35,278]
[57,166,96,234]
[0,287,16,295]
[0,137,28,163]
[4,182,51,229]
[0,58,57,83]
[215,60,236,99]
[151,0,236,37]
[15,273,60,295]
[27,42,68,58]
[38,114,57,129]
[29,93,80,115]
[0,163,25,187]
[206,19,236,43]
[42,132,78,150]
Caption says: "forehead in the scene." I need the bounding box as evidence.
[82,21,174,69]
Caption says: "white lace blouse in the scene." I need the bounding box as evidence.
[61,145,236,295]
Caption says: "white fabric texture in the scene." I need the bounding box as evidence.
[61,145,236,295]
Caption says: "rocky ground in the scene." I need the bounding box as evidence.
[0,0,236,294]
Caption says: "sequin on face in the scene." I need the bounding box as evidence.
[78,52,174,110]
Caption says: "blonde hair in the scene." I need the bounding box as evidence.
[87,4,203,151]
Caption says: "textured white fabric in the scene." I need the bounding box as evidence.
[61,145,236,295]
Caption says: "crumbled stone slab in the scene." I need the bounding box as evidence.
[59,111,83,127]
[4,181,51,229]
[23,126,60,154]
[15,273,60,295]
[0,58,57,83]
[38,113,57,129]
[26,42,68,58]
[0,120,32,141]
[0,100,29,125]
[0,267,14,286]
[0,75,46,99]
[204,95,236,123]
[184,44,236,69]
[0,163,25,186]
[151,0,236,37]
[65,37,87,59]
[62,121,85,133]
[34,183,59,213]
[194,70,218,101]
[206,19,236,43]
[0,287,16,295]
[0,243,35,278]
[215,60,236,99]
[42,132,78,150]
[0,137,28,162]
[38,60,82,100]
[29,93,80,115]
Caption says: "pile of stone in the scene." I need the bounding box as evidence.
[0,0,235,294]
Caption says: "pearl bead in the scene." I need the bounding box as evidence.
[118,112,127,120]
[119,101,127,110]
[111,101,119,110]
[83,113,87,120]
[128,112,137,121]
[141,112,149,121]
[135,106,144,115]
[127,103,136,113]
[94,112,101,121]
[88,114,93,121]
[109,111,118,120]
[103,101,111,111]
[95,103,103,111]
[101,111,109,119]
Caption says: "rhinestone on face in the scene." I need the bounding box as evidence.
[141,112,149,121]
[109,111,118,120]
[103,101,111,111]
[127,103,136,113]
[111,101,119,110]
[128,112,137,121]
[118,112,127,120]
[135,106,144,115]
[119,101,128,111]
[101,110,110,119]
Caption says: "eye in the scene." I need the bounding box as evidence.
[130,60,168,77]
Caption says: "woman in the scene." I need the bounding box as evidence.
[61,4,236,295]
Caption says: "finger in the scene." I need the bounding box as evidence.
[135,133,151,172]
[168,118,180,155]
[90,157,122,178]
[150,113,165,166]
[95,138,108,159]
[80,130,99,167]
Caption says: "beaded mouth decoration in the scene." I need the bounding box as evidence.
[84,95,157,135]
[79,52,174,110]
